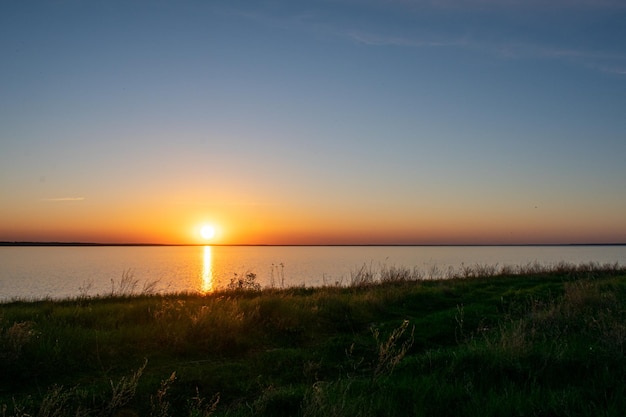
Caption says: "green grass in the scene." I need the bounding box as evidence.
[1,262,625,416]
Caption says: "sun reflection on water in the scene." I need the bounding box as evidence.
[202,245,214,292]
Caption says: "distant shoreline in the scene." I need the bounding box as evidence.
[1,242,625,247]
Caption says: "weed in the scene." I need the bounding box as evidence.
[187,389,219,417]
[102,360,146,416]
[427,263,442,279]
[150,372,176,417]
[227,272,261,292]
[349,263,376,286]
[109,270,159,297]
[37,384,90,417]
[111,269,140,296]
[455,304,465,343]
[78,279,94,299]
[379,265,423,283]
[0,320,35,362]
[270,263,286,289]
[301,380,353,417]
[371,319,414,381]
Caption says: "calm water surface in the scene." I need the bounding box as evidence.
[1,245,625,301]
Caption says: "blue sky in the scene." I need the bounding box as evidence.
[1,0,625,244]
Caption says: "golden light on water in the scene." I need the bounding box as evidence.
[202,245,214,292]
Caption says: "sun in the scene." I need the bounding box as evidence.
[200,224,216,240]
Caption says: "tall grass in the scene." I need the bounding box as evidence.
[109,269,160,297]
[1,262,625,416]
[350,260,624,284]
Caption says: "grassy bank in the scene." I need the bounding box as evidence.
[1,262,626,416]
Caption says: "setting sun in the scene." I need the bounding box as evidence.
[200,225,216,240]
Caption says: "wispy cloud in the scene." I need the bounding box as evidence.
[41,197,85,202]
[586,63,626,76]
[225,3,626,77]
[346,29,626,76]
[512,44,626,75]
[392,0,626,11]
[346,31,468,48]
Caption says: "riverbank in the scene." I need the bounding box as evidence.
[2,263,625,416]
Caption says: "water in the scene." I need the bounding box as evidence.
[1,245,625,301]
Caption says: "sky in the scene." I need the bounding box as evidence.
[1,0,626,245]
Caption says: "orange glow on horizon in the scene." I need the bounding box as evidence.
[1,197,624,245]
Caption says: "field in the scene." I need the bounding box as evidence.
[1,262,626,416]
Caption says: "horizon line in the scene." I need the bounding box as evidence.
[1,241,626,247]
